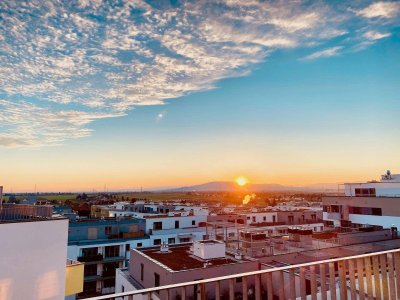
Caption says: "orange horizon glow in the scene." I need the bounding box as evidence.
[1,163,394,193]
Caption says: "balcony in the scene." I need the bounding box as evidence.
[82,248,400,300]
[65,259,84,296]
[150,227,206,235]
[78,254,104,262]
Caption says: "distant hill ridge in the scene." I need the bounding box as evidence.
[165,181,338,192]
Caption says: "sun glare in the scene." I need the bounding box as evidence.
[235,176,248,186]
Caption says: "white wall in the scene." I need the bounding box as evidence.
[0,219,68,300]
[115,269,160,300]
[245,212,278,224]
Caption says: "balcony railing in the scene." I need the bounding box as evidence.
[83,247,400,300]
[78,254,104,262]
[150,227,206,235]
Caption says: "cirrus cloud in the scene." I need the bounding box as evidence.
[0,0,397,147]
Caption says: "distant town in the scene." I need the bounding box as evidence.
[1,170,400,299]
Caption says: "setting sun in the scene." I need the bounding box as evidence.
[235,176,248,186]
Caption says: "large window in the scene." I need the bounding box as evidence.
[355,188,376,197]
[102,262,119,277]
[349,206,382,216]
[84,264,98,277]
[82,247,98,257]
[105,245,120,258]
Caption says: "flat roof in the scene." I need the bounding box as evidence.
[140,244,242,272]
[264,238,400,267]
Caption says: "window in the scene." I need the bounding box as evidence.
[140,263,144,281]
[103,278,115,288]
[192,220,196,226]
[105,245,120,258]
[121,285,125,293]
[84,264,97,277]
[272,216,276,223]
[247,216,250,220]
[82,247,98,258]
[252,216,256,222]
[180,237,190,242]
[88,227,98,239]
[154,273,160,287]
[168,237,175,244]
[236,277,242,283]
[83,281,97,293]
[102,262,119,277]
[288,216,294,224]
[263,216,266,221]
[349,206,382,216]
[137,243,142,248]
[153,222,162,230]
[104,226,112,235]
[175,220,179,229]
[126,244,130,252]
[355,188,376,197]
[154,239,162,245]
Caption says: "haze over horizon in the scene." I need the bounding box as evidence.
[0,1,399,192]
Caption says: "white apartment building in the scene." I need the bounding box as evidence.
[323,170,400,229]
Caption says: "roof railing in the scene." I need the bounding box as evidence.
[83,247,400,300]
[0,204,53,221]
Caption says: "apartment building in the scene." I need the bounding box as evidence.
[91,202,208,246]
[67,217,149,298]
[116,240,259,300]
[0,203,83,300]
[323,170,400,229]
[112,227,400,300]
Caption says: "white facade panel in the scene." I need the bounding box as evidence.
[0,219,68,300]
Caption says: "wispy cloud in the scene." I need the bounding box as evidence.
[0,1,397,147]
[302,46,343,60]
[363,31,391,40]
[356,2,400,19]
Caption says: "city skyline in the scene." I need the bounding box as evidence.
[0,1,399,192]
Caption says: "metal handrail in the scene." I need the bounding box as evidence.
[83,247,400,299]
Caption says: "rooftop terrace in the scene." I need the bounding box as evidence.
[140,244,240,271]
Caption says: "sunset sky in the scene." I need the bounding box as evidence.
[0,1,399,192]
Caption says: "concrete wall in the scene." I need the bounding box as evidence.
[0,219,68,300]
[276,211,322,224]
[245,212,278,224]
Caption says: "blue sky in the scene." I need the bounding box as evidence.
[0,1,399,191]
